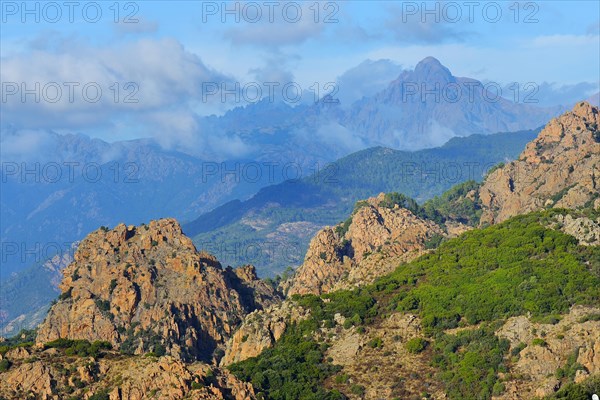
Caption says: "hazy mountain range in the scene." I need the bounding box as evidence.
[1,58,565,280]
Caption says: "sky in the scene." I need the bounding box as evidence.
[1,0,599,145]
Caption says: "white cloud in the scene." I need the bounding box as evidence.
[504,81,600,108]
[0,37,237,150]
[335,59,404,105]
[312,121,366,153]
[0,129,55,161]
[385,3,469,44]
[248,52,298,88]
[222,2,326,47]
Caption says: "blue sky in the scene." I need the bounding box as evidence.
[1,0,599,145]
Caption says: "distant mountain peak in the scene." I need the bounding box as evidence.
[416,56,444,68]
[412,56,454,82]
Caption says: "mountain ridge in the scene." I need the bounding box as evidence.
[1,103,599,399]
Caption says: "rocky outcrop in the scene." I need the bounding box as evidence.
[287,193,445,296]
[221,301,309,366]
[480,102,600,225]
[550,213,600,246]
[320,307,600,400]
[0,348,256,400]
[495,306,600,399]
[36,219,281,362]
[324,312,446,399]
[1,360,54,399]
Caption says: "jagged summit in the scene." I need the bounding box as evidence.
[412,56,454,82]
[389,56,455,88]
[36,218,281,362]
[286,192,452,296]
[480,101,599,224]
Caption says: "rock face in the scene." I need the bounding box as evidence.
[221,300,309,366]
[549,213,600,246]
[36,219,281,361]
[324,313,446,399]
[287,193,445,296]
[495,306,600,399]
[0,349,256,400]
[480,102,600,225]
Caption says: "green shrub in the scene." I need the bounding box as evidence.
[492,381,505,396]
[510,342,527,357]
[405,337,428,354]
[95,299,111,313]
[71,268,81,281]
[422,180,483,226]
[191,381,203,390]
[334,373,350,384]
[350,384,365,395]
[374,212,600,334]
[424,234,444,250]
[532,314,562,325]
[59,287,73,300]
[431,327,510,399]
[0,359,12,372]
[229,323,344,400]
[109,279,118,294]
[556,348,585,381]
[544,374,600,399]
[577,313,600,323]
[45,339,112,358]
[368,337,383,349]
[153,344,166,357]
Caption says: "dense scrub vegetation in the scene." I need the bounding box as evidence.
[376,180,483,227]
[44,338,112,358]
[421,180,483,226]
[335,180,482,239]
[377,210,600,333]
[230,209,600,399]
[543,375,600,399]
[229,324,345,400]
[0,335,112,377]
[431,325,509,398]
